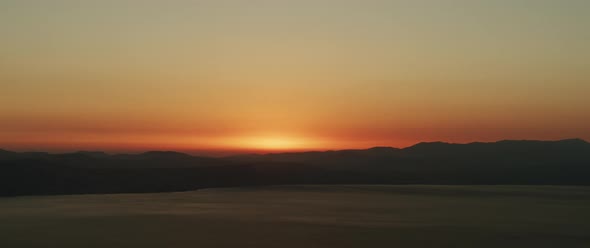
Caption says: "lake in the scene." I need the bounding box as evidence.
[1,185,589,248]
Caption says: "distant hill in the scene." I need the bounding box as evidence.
[1,139,589,196]
[229,138,590,168]
[0,149,17,157]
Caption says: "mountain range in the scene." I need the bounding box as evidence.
[1,139,589,196]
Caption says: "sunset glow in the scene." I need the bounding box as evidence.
[1,1,589,154]
[228,136,318,151]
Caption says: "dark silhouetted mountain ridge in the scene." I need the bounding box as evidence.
[0,139,589,196]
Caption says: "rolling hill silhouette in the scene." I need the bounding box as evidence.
[1,139,589,196]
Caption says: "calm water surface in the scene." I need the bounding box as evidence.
[1,185,589,248]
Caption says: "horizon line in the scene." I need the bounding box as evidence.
[1,138,587,157]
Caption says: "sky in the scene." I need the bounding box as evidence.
[1,0,589,154]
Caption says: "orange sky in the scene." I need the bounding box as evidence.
[1,1,589,154]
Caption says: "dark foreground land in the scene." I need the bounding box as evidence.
[1,185,589,248]
[1,139,590,196]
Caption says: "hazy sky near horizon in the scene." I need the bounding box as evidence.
[1,0,589,152]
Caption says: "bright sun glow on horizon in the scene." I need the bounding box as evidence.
[227,136,319,151]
